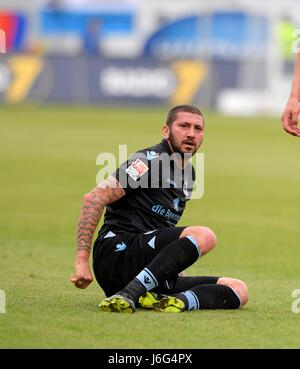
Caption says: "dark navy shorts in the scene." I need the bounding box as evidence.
[93,227,218,297]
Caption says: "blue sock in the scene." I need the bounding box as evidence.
[177,290,200,311]
[135,268,158,291]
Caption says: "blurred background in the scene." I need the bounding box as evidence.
[0,0,299,115]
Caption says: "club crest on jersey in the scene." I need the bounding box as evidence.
[126,159,149,181]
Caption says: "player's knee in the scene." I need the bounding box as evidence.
[217,277,249,307]
[181,226,217,255]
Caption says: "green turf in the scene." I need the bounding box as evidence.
[1,105,300,348]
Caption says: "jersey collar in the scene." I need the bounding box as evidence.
[161,139,174,155]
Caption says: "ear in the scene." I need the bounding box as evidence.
[162,125,170,139]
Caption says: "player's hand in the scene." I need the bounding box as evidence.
[70,261,94,289]
[282,98,300,137]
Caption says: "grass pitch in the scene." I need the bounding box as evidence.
[1,105,300,348]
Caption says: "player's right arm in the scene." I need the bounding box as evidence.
[282,52,300,136]
[70,176,125,289]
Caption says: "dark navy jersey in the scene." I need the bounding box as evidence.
[98,139,195,237]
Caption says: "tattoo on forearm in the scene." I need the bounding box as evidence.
[77,192,104,252]
[76,179,125,253]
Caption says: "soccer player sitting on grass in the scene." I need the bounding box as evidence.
[70,105,249,313]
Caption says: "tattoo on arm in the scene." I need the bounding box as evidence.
[77,177,125,253]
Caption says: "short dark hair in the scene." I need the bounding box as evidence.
[166,105,204,127]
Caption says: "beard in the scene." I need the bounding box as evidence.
[168,131,200,157]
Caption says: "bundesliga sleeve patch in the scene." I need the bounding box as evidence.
[125,159,149,181]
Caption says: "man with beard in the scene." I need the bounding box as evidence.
[70,105,249,313]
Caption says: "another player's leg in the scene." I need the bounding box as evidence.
[99,227,217,313]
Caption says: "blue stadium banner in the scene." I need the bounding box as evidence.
[144,12,268,60]
[0,55,215,106]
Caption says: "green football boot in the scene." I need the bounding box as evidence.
[138,292,167,309]
[156,295,185,313]
[99,294,135,313]
[138,292,185,313]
